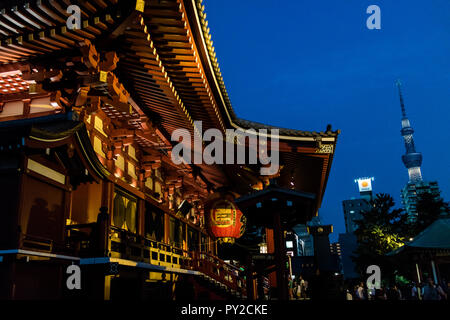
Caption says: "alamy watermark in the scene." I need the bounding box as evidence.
[66,264,81,290]
[66,5,81,30]
[366,5,381,30]
[66,4,381,31]
[170,121,279,176]
[366,265,381,290]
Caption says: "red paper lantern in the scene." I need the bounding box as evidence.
[207,198,246,244]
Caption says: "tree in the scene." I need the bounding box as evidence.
[412,192,450,236]
[352,193,409,282]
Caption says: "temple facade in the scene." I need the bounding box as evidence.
[0,0,338,300]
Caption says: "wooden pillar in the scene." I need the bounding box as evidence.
[273,210,287,300]
[431,260,438,284]
[164,214,170,244]
[0,257,15,299]
[246,254,255,300]
[104,275,112,300]
[97,206,110,257]
[257,273,265,300]
[138,199,145,237]
[85,265,108,300]
[22,99,30,117]
[198,232,202,253]
[184,223,188,253]
[101,180,113,209]
[415,262,422,300]
[415,262,421,284]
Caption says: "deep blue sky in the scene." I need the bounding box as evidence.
[205,0,450,241]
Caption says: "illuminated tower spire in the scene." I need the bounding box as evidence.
[396,80,423,182]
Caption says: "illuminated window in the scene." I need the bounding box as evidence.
[94,116,106,136]
[145,177,153,190]
[169,217,184,248]
[259,243,268,254]
[155,181,162,196]
[112,189,137,233]
[93,136,105,158]
[128,145,137,160]
[128,162,137,179]
[144,202,164,242]
[286,241,294,248]
[115,154,125,171]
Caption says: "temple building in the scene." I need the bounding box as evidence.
[0,0,338,300]
[396,81,442,222]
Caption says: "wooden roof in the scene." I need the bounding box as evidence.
[0,0,339,213]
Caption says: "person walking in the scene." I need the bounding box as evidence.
[288,275,294,300]
[436,281,447,300]
[296,275,306,299]
[374,287,387,300]
[388,285,402,300]
[422,278,440,301]
[356,282,366,300]
[346,289,353,300]
[410,282,419,300]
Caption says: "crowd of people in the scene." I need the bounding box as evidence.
[345,277,448,301]
[287,273,449,301]
[289,275,309,300]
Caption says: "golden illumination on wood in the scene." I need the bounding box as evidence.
[27,158,66,185]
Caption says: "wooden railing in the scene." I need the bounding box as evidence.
[65,224,246,296]
[192,252,246,295]
[109,225,194,269]
[65,223,97,257]
[20,233,72,255]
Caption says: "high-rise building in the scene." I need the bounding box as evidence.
[339,178,374,279]
[330,242,341,257]
[338,233,359,279]
[285,231,301,257]
[293,224,315,256]
[401,181,441,219]
[342,178,374,233]
[343,198,370,234]
[396,81,442,221]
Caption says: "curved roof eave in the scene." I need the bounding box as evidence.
[185,0,340,144]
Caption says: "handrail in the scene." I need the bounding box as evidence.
[20,233,71,255]
[192,251,246,295]
[203,252,243,273]
[65,224,246,295]
[66,223,97,229]
[109,228,246,294]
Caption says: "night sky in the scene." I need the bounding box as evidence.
[204,0,450,241]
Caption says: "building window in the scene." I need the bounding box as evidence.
[187,227,199,252]
[155,181,162,197]
[201,234,207,252]
[145,177,153,191]
[144,202,164,242]
[169,216,184,248]
[259,243,268,254]
[112,189,137,233]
